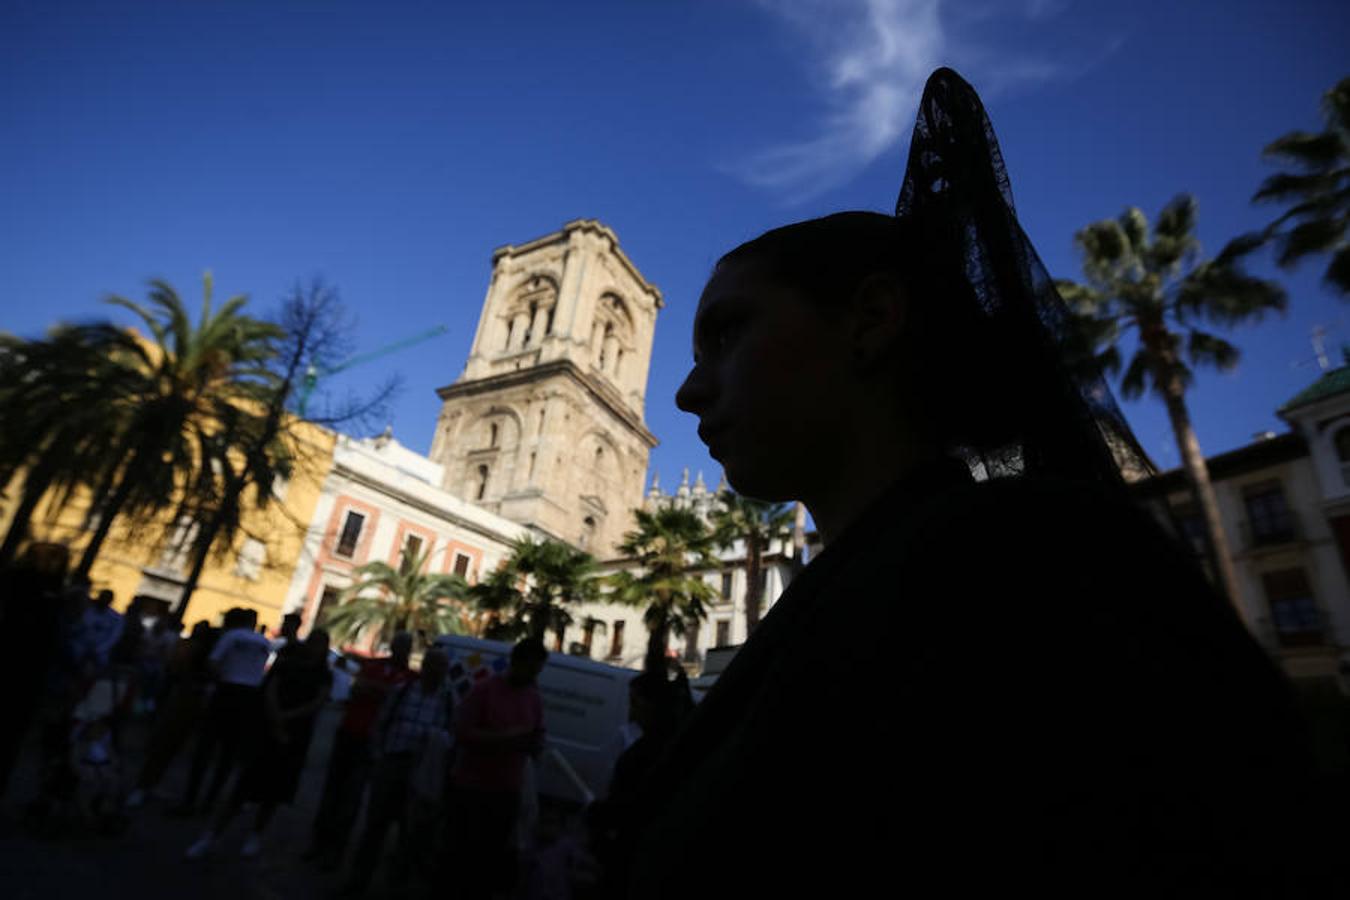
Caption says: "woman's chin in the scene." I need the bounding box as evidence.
[721,461,793,502]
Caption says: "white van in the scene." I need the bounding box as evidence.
[432,634,638,805]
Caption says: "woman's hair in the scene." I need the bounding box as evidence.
[713,69,1153,489]
[511,636,549,666]
[306,627,330,654]
[717,211,1024,453]
[629,670,691,735]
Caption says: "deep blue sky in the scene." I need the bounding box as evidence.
[3,0,1348,489]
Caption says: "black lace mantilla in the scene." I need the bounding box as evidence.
[897,67,1154,487]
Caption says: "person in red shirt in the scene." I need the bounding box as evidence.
[303,630,415,869]
[444,637,547,897]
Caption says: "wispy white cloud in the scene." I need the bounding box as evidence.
[1023,0,1069,20]
[726,0,942,197]
[729,0,1095,202]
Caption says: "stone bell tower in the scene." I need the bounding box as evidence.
[429,220,662,558]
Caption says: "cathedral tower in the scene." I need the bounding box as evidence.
[429,220,661,558]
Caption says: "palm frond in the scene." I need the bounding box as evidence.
[1262,131,1346,171]
[1254,170,1345,204]
[1326,244,1350,295]
[1186,330,1241,371]
[1274,217,1346,267]
[1120,349,1151,400]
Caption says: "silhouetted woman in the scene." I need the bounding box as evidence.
[628,69,1319,898]
[124,620,216,809]
[0,542,70,801]
[186,629,332,860]
[588,671,691,899]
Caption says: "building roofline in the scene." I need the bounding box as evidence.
[1131,431,1308,498]
[1278,364,1350,415]
[436,358,659,449]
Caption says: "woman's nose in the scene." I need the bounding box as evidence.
[675,364,712,414]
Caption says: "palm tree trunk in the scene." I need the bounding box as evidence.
[682,618,701,664]
[0,457,61,568]
[1157,370,1246,620]
[528,607,549,640]
[645,618,669,675]
[0,453,66,566]
[174,512,224,622]
[744,537,764,635]
[75,459,140,579]
[791,501,807,574]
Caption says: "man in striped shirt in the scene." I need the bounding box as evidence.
[305,631,415,868]
[341,647,453,896]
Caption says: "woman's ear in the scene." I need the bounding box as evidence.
[848,273,908,370]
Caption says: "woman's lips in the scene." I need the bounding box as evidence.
[698,423,728,458]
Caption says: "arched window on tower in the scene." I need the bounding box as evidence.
[476,465,490,500]
[1335,426,1350,486]
[580,515,596,549]
[504,319,515,350]
[546,307,555,334]
[524,301,537,346]
[489,423,499,447]
[598,323,613,369]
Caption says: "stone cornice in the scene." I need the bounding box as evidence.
[491,219,663,310]
[436,359,658,449]
[332,461,526,546]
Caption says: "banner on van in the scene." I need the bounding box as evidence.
[445,648,509,698]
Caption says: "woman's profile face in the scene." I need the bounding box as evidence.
[675,259,855,501]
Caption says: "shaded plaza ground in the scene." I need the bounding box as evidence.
[0,703,385,900]
[5,674,1350,899]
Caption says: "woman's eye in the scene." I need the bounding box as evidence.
[710,319,741,352]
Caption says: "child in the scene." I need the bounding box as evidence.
[69,716,123,832]
[519,805,598,900]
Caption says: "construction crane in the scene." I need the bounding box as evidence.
[297,324,449,417]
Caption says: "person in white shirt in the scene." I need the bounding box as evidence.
[171,607,271,814]
[208,616,272,688]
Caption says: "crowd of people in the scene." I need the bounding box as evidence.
[0,539,698,899]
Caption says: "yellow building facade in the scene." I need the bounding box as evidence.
[2,420,336,630]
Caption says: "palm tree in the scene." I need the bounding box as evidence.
[710,491,795,637]
[168,398,295,621]
[468,537,598,642]
[1057,194,1286,613]
[1253,76,1350,295]
[73,274,281,578]
[171,282,352,621]
[323,545,468,650]
[466,563,526,640]
[0,324,145,567]
[612,507,719,673]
